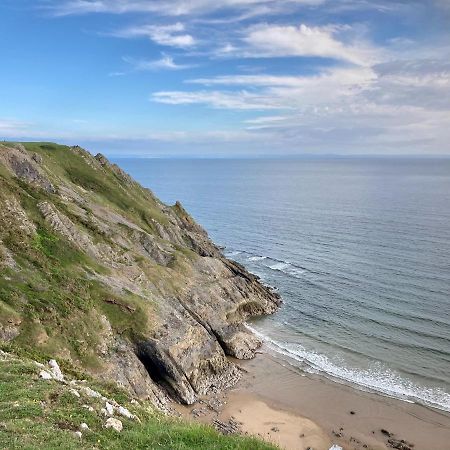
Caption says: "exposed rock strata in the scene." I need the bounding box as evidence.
[0,143,281,407]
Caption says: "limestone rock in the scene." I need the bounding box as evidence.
[117,406,134,419]
[0,144,55,193]
[0,143,281,412]
[48,359,64,381]
[105,402,114,416]
[39,370,53,380]
[105,417,123,432]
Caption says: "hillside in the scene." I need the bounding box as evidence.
[0,142,281,447]
[0,349,277,449]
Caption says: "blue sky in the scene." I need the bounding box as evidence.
[1,0,450,157]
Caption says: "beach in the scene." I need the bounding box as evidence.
[175,349,450,450]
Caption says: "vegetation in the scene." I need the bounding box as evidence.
[0,142,277,449]
[0,353,276,450]
[0,142,163,367]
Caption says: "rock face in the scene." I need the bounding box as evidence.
[0,142,281,407]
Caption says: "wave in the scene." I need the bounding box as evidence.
[227,248,309,279]
[224,250,242,257]
[267,261,305,278]
[246,324,450,413]
[248,255,268,261]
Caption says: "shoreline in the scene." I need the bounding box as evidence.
[245,323,450,414]
[174,348,450,450]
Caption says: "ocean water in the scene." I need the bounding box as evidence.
[116,157,450,412]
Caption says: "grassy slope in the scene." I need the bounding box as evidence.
[0,142,173,368]
[0,353,275,450]
[0,142,277,449]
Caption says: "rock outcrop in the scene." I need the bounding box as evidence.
[0,142,281,407]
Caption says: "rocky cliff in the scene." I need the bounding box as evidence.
[0,142,280,408]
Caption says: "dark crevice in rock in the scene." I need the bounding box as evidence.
[135,340,197,404]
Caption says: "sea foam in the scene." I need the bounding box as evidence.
[246,324,450,413]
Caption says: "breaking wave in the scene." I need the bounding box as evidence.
[246,324,450,413]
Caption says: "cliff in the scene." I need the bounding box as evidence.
[0,142,280,408]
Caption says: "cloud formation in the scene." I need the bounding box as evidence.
[12,0,450,154]
[123,55,195,71]
[46,0,326,17]
[114,23,195,48]
[241,23,381,65]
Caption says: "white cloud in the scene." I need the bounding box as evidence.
[241,23,381,65]
[123,54,194,71]
[167,67,376,109]
[153,90,283,110]
[152,58,450,153]
[33,0,450,154]
[0,119,33,137]
[46,0,325,17]
[114,23,195,48]
[188,68,376,88]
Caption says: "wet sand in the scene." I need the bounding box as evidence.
[175,348,450,450]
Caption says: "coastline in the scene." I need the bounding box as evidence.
[175,349,450,450]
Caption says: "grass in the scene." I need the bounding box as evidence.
[0,142,277,449]
[0,149,154,366]
[0,353,277,450]
[20,142,170,232]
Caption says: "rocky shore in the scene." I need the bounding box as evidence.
[0,142,281,411]
[187,351,450,450]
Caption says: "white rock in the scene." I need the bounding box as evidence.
[74,431,82,439]
[82,387,101,398]
[80,423,89,431]
[82,405,94,412]
[105,417,123,432]
[105,402,114,416]
[48,359,64,381]
[69,389,80,398]
[117,406,134,419]
[39,370,53,380]
[329,446,343,450]
[100,408,108,416]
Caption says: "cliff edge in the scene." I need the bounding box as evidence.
[0,142,280,407]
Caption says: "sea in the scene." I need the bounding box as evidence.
[115,157,450,412]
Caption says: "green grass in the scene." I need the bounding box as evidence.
[20,142,170,231]
[0,354,277,450]
[0,142,275,449]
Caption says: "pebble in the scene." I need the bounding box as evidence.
[80,423,89,431]
[74,431,82,439]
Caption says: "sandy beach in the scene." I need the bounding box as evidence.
[175,349,450,450]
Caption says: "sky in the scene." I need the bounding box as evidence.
[1,0,450,157]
